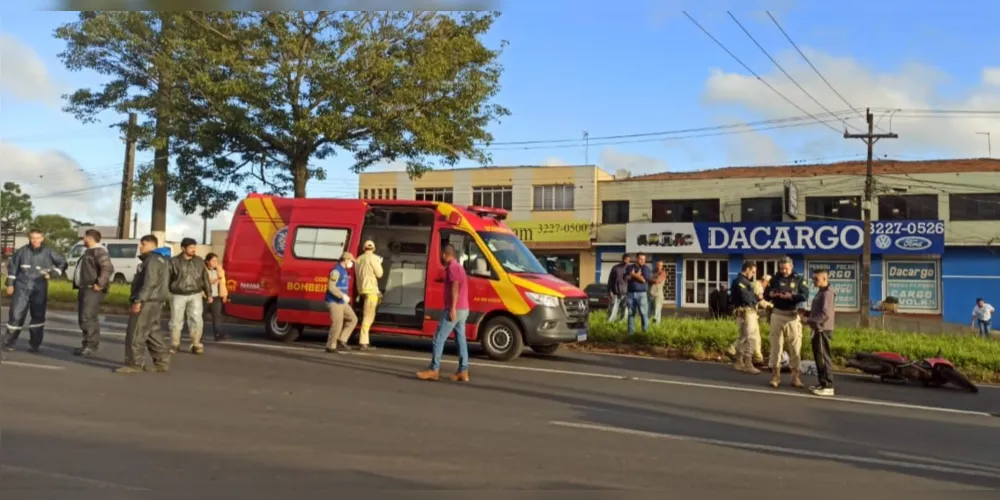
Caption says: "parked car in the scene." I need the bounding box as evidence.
[584,283,611,309]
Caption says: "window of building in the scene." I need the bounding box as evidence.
[292,227,350,261]
[645,258,678,303]
[806,196,861,221]
[651,199,720,223]
[533,184,575,211]
[878,194,938,220]
[740,197,783,222]
[682,258,728,307]
[602,200,630,224]
[415,188,453,203]
[949,193,1000,221]
[472,186,513,211]
[747,259,779,281]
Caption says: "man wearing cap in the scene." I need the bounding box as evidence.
[168,238,212,355]
[325,252,359,353]
[355,240,383,351]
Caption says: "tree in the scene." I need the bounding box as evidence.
[0,182,35,234]
[168,11,508,203]
[31,214,80,254]
[55,12,186,232]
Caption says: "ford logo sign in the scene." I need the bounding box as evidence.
[895,236,932,251]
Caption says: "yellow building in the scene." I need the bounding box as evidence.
[359,165,612,288]
[595,158,1000,324]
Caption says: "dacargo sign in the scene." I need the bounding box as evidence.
[706,225,865,252]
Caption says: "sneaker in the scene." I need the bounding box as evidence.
[28,345,41,354]
[169,345,180,354]
[191,345,204,355]
[810,386,835,397]
[358,345,375,352]
[144,363,169,373]
[450,371,470,383]
[74,347,97,357]
[1,344,13,352]
[416,369,440,381]
[114,365,144,374]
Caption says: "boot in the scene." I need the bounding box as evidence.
[416,369,440,381]
[790,369,804,388]
[732,355,748,372]
[769,367,781,388]
[742,355,761,374]
[450,371,470,383]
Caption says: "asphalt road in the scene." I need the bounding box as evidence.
[2,310,999,495]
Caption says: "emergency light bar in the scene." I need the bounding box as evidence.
[467,206,508,222]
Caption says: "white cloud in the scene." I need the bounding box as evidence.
[0,33,64,107]
[3,143,232,244]
[542,157,567,166]
[701,47,1000,159]
[984,68,1000,86]
[598,148,669,176]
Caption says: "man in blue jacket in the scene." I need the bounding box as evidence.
[3,229,67,353]
[325,252,358,353]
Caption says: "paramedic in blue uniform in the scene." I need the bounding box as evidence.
[325,252,359,353]
[3,229,67,353]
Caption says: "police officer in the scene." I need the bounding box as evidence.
[729,262,760,374]
[763,256,809,388]
[3,229,67,353]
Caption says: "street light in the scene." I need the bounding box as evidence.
[976,131,992,158]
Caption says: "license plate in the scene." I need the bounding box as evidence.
[576,332,588,342]
[588,297,599,302]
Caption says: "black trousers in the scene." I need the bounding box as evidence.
[205,298,223,338]
[124,301,169,368]
[4,284,48,348]
[78,288,105,349]
[811,328,834,388]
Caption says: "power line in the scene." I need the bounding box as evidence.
[764,11,878,132]
[726,12,862,133]
[682,11,841,134]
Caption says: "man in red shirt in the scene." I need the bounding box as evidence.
[417,244,471,382]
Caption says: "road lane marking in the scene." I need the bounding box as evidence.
[879,451,1000,474]
[0,464,150,490]
[42,327,998,418]
[0,360,66,370]
[548,421,1000,480]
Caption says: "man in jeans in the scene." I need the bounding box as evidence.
[649,260,667,323]
[626,253,651,335]
[972,298,994,339]
[72,229,114,357]
[168,238,212,355]
[606,254,630,322]
[417,244,470,382]
[806,268,836,396]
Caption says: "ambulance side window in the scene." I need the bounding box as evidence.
[440,230,495,280]
[293,227,351,261]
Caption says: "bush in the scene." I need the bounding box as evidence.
[588,311,1000,382]
[45,279,133,306]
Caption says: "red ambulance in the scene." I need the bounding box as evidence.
[222,194,590,361]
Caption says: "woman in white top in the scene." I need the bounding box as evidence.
[971,298,994,339]
[203,253,229,341]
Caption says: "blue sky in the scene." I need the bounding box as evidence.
[3,4,1000,239]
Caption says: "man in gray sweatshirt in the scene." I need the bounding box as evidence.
[806,268,837,397]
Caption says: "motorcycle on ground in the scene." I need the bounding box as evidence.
[846,349,979,393]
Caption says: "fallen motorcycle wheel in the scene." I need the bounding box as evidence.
[935,365,979,394]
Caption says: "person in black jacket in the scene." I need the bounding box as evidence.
[763,256,809,389]
[605,255,631,322]
[729,262,760,374]
[117,235,171,374]
[3,229,67,353]
[71,229,115,356]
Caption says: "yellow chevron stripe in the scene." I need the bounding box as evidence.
[243,197,284,263]
[509,275,566,298]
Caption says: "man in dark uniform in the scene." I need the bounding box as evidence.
[729,262,760,374]
[117,235,171,374]
[3,229,67,353]
[763,256,809,389]
[72,229,114,357]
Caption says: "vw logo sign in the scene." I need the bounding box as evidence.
[895,236,932,251]
[272,227,289,257]
[874,234,892,250]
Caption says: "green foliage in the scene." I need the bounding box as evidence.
[47,278,132,305]
[31,214,80,254]
[0,182,34,234]
[588,312,1000,382]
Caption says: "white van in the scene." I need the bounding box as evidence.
[66,239,143,284]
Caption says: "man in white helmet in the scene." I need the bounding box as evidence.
[354,240,383,351]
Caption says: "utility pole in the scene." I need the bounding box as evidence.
[976,131,992,158]
[583,130,589,165]
[116,113,138,239]
[844,108,898,328]
[132,213,139,239]
[202,212,208,244]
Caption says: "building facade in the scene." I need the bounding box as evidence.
[595,159,1000,325]
[359,165,612,288]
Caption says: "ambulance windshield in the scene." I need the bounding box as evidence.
[477,232,546,275]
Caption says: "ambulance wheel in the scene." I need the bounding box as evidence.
[112,273,127,285]
[480,316,524,362]
[530,344,560,356]
[265,304,302,343]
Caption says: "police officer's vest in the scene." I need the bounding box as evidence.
[325,264,350,304]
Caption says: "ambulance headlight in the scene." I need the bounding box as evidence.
[525,291,560,308]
